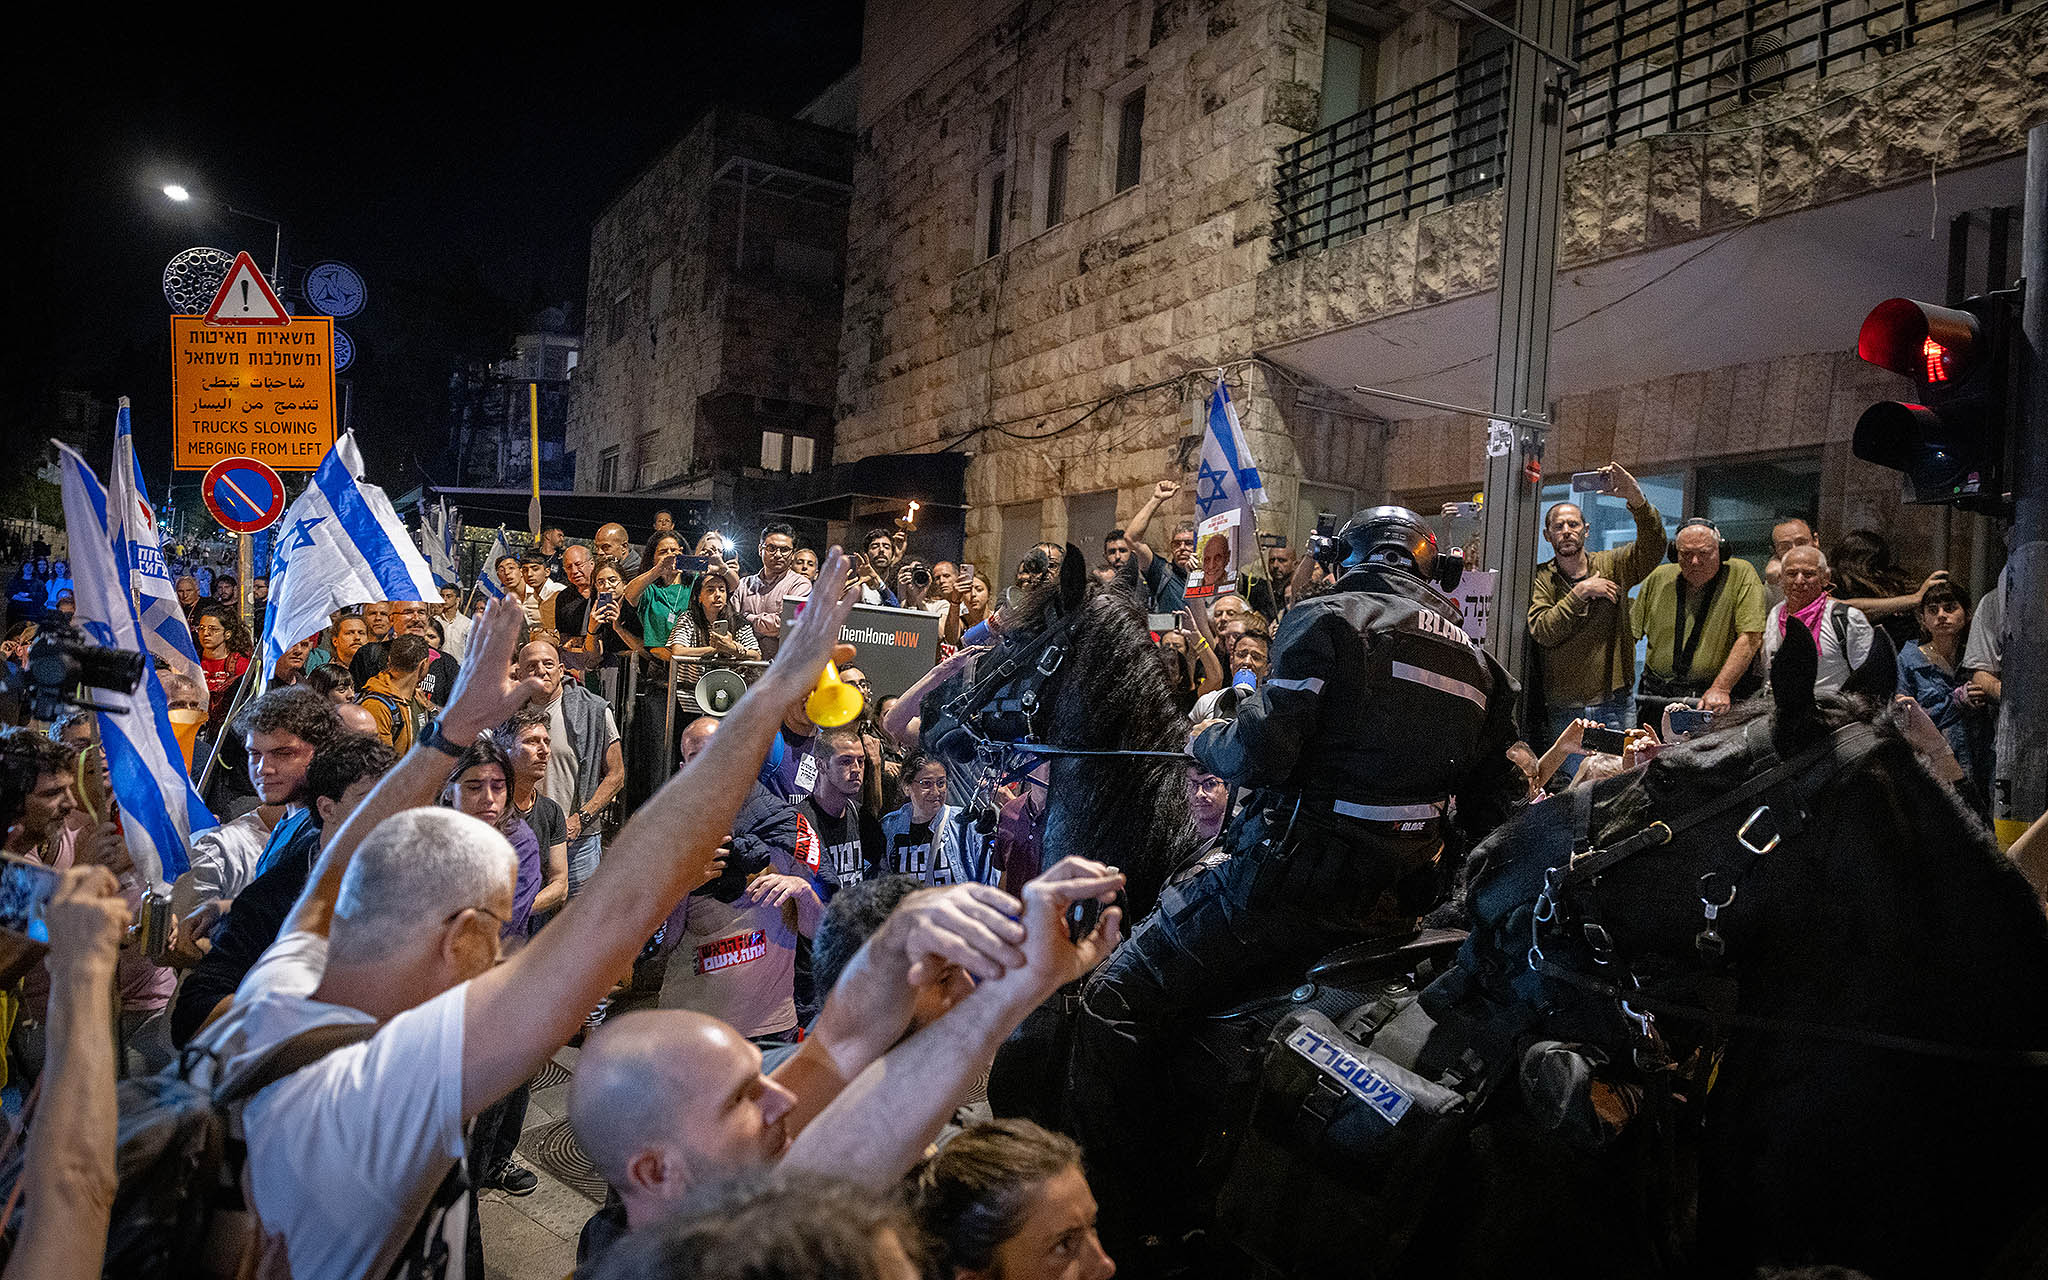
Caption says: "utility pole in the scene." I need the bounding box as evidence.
[1992,124,2047,850]
[1477,0,1575,685]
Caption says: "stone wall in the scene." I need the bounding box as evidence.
[1257,9,2047,345]
[836,0,1337,572]
[569,108,852,495]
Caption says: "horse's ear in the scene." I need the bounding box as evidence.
[1058,544,1088,611]
[1771,618,1819,723]
[1842,619,1899,701]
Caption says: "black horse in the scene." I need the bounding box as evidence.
[970,553,2048,1278]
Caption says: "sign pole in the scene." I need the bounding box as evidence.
[237,532,254,638]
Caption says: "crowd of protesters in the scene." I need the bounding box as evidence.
[0,463,2031,1280]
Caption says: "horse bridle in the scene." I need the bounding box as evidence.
[1518,719,2048,1069]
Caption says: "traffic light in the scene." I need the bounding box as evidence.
[1852,290,2021,512]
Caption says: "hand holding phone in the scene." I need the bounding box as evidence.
[0,853,63,943]
[1667,707,1714,737]
[1579,725,1629,756]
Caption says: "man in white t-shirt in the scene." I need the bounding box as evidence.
[187,562,876,1278]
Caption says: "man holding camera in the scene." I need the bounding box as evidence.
[1527,462,1665,745]
[1067,507,1524,1260]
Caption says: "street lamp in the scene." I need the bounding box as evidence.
[159,182,284,280]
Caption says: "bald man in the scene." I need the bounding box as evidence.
[570,855,1125,1267]
[595,523,643,575]
[334,702,382,738]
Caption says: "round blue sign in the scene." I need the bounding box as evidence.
[201,457,287,533]
[305,261,367,318]
[333,327,355,371]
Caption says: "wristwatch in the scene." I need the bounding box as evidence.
[421,719,467,757]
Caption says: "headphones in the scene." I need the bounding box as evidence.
[1667,516,1731,564]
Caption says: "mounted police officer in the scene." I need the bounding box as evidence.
[1066,506,1524,1258]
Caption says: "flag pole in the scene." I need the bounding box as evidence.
[527,383,542,538]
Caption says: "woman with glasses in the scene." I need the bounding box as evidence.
[193,604,252,729]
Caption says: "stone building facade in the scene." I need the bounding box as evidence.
[834,0,2043,594]
[569,107,854,519]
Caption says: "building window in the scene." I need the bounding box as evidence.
[1044,132,1070,227]
[760,431,785,472]
[1319,27,1378,128]
[636,432,660,488]
[984,169,1007,260]
[1114,88,1146,192]
[606,291,629,345]
[598,447,621,491]
[789,435,816,475]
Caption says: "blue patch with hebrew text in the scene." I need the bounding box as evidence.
[1286,1024,1414,1124]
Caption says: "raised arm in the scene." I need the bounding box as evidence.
[4,868,128,1280]
[459,552,860,1116]
[1125,480,1177,569]
[783,858,1123,1189]
[881,645,984,750]
[1838,570,1950,621]
[281,598,548,941]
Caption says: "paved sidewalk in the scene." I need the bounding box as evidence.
[480,1046,589,1280]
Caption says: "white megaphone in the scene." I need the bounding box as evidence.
[694,668,749,717]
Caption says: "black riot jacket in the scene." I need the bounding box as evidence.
[1193,567,1523,840]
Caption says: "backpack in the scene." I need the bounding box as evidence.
[0,1020,377,1278]
[358,691,411,749]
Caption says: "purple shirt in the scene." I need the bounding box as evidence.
[506,817,541,938]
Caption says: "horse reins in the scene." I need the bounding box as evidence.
[1528,719,2048,1069]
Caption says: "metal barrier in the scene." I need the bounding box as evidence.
[1273,49,1511,262]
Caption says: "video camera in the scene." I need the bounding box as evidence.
[20,625,148,723]
[1305,511,1343,567]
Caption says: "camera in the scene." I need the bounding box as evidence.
[910,567,932,588]
[23,625,147,722]
[1305,511,1343,566]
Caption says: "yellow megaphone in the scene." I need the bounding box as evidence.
[805,661,864,728]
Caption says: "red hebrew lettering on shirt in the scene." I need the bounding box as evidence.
[697,930,769,974]
[795,818,821,872]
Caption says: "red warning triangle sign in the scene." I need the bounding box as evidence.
[203,251,290,326]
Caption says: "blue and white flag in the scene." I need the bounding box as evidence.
[54,439,215,883]
[1188,378,1268,593]
[109,402,204,687]
[477,526,513,601]
[421,499,458,587]
[263,433,440,678]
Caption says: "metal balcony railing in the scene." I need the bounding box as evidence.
[1567,0,2015,157]
[1274,0,2016,262]
[1273,48,1511,262]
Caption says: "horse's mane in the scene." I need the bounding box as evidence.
[1006,554,1195,918]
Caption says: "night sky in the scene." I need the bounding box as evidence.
[13,6,862,494]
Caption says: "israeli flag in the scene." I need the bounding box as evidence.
[1192,377,1268,528]
[478,526,513,601]
[263,432,440,679]
[109,403,204,687]
[422,498,458,587]
[54,439,215,883]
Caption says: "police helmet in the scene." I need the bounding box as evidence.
[1338,506,1463,591]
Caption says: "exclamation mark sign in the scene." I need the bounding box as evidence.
[241,280,251,313]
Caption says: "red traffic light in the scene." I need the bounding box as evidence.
[1857,298,1980,383]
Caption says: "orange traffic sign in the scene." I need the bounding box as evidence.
[171,314,338,471]
[203,251,290,325]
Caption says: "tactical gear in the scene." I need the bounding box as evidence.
[1338,506,1463,591]
[1069,564,1524,1250]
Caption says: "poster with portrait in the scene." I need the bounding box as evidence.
[1185,509,1241,600]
